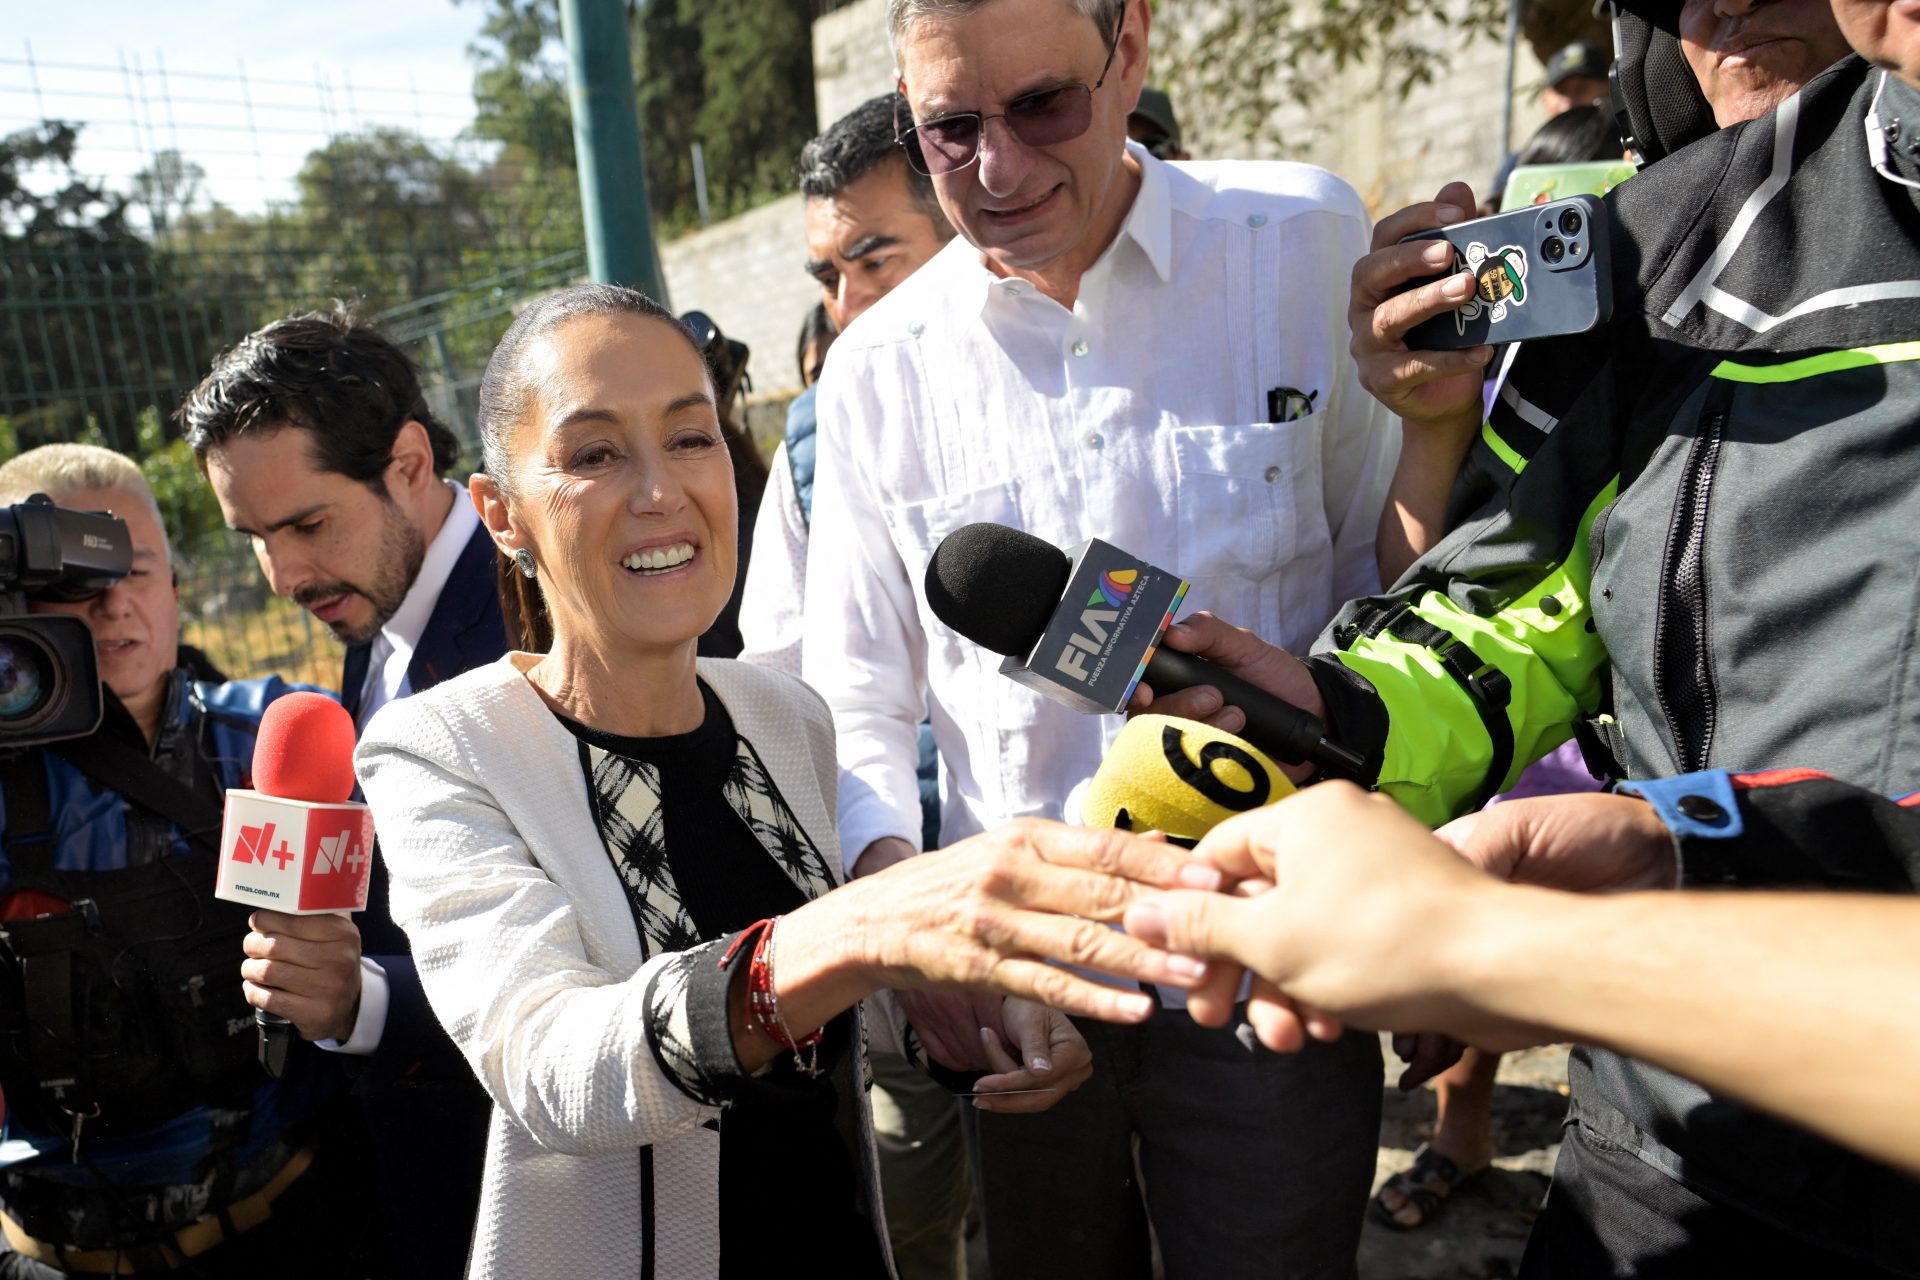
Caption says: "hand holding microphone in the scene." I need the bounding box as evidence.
[217,693,374,1075]
[1078,714,1292,1025]
[924,523,1362,777]
[1125,613,1324,760]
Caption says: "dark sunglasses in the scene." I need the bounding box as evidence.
[894,5,1126,177]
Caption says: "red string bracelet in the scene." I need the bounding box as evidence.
[732,916,824,1069]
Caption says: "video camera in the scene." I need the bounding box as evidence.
[0,495,132,747]
[680,310,752,415]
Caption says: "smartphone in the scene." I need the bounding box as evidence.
[1397,195,1613,351]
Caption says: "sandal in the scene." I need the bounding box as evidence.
[1372,1146,1485,1231]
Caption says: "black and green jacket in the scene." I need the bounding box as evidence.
[1309,56,1920,1269]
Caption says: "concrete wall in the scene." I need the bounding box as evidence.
[659,191,814,398]
[814,0,895,134]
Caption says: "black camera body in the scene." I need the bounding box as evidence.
[0,495,133,747]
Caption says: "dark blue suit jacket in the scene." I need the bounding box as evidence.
[342,522,507,1280]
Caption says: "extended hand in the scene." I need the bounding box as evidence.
[834,820,1222,1024]
[241,910,364,1042]
[1437,792,1677,893]
[1124,783,1554,1054]
[1349,183,1493,433]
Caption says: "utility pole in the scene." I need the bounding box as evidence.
[1500,0,1523,159]
[559,0,670,304]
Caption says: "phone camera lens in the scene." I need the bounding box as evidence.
[1542,236,1567,264]
[1559,209,1584,237]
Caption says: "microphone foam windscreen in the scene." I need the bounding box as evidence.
[252,691,359,804]
[924,522,1071,657]
[1083,715,1294,843]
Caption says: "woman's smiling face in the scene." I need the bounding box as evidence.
[502,311,737,660]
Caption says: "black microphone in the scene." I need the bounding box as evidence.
[924,523,1364,777]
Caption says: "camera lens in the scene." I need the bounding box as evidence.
[0,636,54,723]
[1559,209,1584,237]
[1542,236,1567,264]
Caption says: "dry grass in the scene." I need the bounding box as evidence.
[181,590,340,689]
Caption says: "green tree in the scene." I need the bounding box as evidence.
[132,150,207,240]
[462,0,820,232]
[689,0,817,213]
[633,0,707,227]
[136,408,225,554]
[0,121,131,243]
[1158,0,1610,148]
[288,127,496,311]
[0,122,207,452]
[458,0,585,251]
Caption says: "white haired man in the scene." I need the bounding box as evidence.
[801,0,1399,1273]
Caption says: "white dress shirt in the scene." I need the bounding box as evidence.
[738,443,808,677]
[320,479,478,1057]
[355,480,482,727]
[803,145,1398,868]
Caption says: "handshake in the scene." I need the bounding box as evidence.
[857,613,1920,1180]
[848,685,1679,1074]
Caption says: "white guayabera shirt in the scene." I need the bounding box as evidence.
[804,142,1398,873]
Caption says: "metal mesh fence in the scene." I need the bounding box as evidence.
[1,46,585,685]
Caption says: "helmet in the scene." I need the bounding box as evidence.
[1610,0,1718,165]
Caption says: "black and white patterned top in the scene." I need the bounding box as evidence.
[557,682,885,1279]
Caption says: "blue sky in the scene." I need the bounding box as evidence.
[3,1,490,213]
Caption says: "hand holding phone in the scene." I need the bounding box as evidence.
[1396,196,1614,351]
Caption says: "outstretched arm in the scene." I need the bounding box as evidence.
[1122,784,1920,1177]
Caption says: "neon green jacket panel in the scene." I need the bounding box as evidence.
[1331,480,1617,826]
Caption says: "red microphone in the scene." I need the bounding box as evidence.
[216,693,373,913]
[215,693,373,1078]
[251,692,359,804]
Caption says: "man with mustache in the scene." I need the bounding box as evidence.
[182,308,503,1279]
[801,0,1398,1273]
[1679,0,1852,126]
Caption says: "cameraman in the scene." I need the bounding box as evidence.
[0,445,365,1278]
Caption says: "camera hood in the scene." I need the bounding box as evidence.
[0,496,132,604]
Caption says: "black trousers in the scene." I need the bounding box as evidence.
[1520,1121,1913,1280]
[974,1008,1381,1280]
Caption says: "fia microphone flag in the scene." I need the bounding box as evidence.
[995,537,1189,716]
[215,693,373,915]
[1083,715,1295,843]
[926,523,1364,775]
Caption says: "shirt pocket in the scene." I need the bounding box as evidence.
[1170,412,1324,582]
[882,479,1023,637]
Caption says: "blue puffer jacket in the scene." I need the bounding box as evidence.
[0,671,344,1201]
[785,383,819,529]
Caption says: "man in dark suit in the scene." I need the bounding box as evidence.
[181,306,506,1279]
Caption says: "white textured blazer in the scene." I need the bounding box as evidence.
[355,653,903,1279]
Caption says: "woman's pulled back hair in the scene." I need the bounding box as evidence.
[476,284,703,653]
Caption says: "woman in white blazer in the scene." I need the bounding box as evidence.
[353,285,1215,1279]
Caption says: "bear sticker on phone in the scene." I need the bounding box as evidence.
[1456,242,1528,335]
[1397,196,1611,351]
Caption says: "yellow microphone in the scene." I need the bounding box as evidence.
[1082,714,1296,843]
